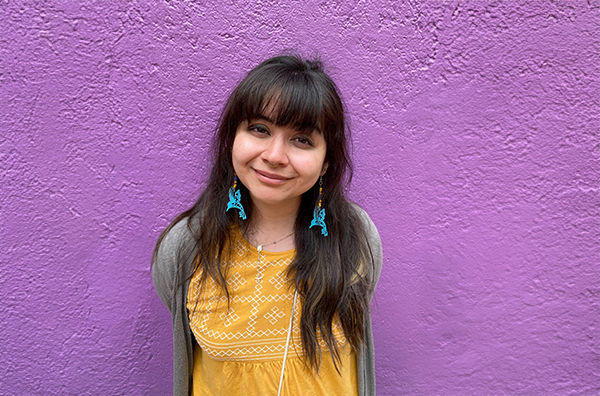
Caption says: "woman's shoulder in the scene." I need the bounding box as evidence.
[159,217,195,252]
[156,215,201,269]
[348,202,380,239]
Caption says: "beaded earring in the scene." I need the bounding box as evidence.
[226,174,247,220]
[309,176,328,236]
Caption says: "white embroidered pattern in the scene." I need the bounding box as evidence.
[227,272,246,291]
[187,232,346,362]
[269,271,288,290]
[264,306,285,324]
[220,308,240,327]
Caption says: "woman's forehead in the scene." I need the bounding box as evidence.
[258,100,322,133]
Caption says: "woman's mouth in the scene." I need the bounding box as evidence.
[253,169,291,184]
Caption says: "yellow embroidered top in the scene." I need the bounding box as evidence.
[186,229,358,395]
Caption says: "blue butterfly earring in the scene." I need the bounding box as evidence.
[309,176,328,236]
[226,174,247,220]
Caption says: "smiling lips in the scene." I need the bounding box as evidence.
[253,169,292,184]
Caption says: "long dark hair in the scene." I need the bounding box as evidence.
[154,55,375,371]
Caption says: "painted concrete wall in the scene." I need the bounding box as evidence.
[1,1,598,395]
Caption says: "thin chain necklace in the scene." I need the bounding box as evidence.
[255,231,294,285]
[247,229,297,394]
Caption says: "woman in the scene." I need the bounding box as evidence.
[153,55,382,396]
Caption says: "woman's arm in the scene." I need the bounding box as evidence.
[152,218,194,312]
[352,203,383,301]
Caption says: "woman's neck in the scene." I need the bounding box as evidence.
[246,200,298,252]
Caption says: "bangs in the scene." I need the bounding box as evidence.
[234,71,326,134]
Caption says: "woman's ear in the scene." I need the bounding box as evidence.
[320,162,329,176]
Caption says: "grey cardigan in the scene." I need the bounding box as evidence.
[153,206,382,396]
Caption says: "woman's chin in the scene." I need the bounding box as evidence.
[249,195,302,210]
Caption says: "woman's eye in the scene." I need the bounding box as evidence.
[293,136,313,146]
[248,125,269,135]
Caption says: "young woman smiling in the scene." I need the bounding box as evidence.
[153,55,382,396]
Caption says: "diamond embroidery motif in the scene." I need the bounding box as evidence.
[264,306,285,325]
[220,309,239,327]
[227,272,246,291]
[269,271,288,290]
[233,238,248,257]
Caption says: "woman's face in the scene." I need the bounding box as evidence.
[232,118,327,212]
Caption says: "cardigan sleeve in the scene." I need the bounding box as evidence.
[352,203,383,301]
[152,218,195,313]
[351,204,382,396]
[365,214,383,301]
[152,217,197,396]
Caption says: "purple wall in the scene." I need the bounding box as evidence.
[1,1,598,394]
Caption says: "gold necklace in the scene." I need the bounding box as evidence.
[255,231,294,286]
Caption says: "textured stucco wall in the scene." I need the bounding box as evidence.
[1,1,599,395]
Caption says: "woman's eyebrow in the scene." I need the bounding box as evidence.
[252,114,275,124]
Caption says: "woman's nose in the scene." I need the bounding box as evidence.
[261,136,288,167]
